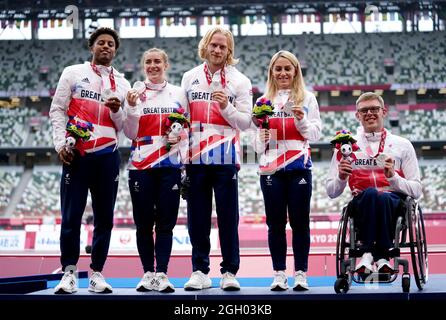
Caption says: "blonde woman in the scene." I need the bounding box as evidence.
[253,50,321,291]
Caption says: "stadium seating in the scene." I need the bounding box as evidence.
[2,161,443,219]
[0,167,22,214]
[0,107,38,147]
[1,31,445,93]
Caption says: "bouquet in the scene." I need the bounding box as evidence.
[65,120,94,155]
[330,129,359,161]
[163,106,189,151]
[253,97,274,129]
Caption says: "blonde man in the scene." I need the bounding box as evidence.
[181,27,253,291]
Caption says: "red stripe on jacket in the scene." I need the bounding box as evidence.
[137,113,168,137]
[259,150,301,173]
[348,169,405,191]
[67,98,115,128]
[269,118,305,141]
[189,101,230,127]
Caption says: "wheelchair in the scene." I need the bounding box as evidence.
[334,196,428,293]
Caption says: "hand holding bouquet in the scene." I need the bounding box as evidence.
[163,106,189,151]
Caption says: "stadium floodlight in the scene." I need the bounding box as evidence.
[352,90,361,96]
[417,88,426,95]
[395,89,405,95]
[330,90,340,97]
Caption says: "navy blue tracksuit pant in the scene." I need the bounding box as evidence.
[186,164,240,275]
[128,167,181,274]
[260,169,312,272]
[60,150,120,272]
[351,188,404,260]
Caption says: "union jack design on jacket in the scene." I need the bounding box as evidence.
[50,62,130,154]
[181,63,253,167]
[326,127,422,199]
[254,90,322,175]
[123,81,189,170]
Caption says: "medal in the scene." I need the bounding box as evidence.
[210,78,222,92]
[133,81,146,94]
[101,88,116,102]
[376,153,388,167]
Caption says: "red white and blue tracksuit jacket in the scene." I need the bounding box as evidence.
[123,81,189,170]
[326,127,422,199]
[181,63,253,166]
[50,62,130,154]
[253,90,322,174]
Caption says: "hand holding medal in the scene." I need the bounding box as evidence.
[376,153,388,168]
[102,88,121,113]
[379,153,396,178]
[127,81,146,106]
[133,81,146,95]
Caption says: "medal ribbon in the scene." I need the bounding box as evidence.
[204,63,226,89]
[91,63,116,92]
[364,129,387,158]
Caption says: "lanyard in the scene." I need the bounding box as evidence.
[204,63,226,89]
[140,80,167,103]
[145,80,167,91]
[91,63,116,92]
[363,129,387,158]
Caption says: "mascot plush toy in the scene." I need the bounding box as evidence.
[166,121,183,151]
[163,105,189,151]
[330,129,359,162]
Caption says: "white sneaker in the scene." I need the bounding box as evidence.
[136,271,156,292]
[270,270,288,291]
[155,272,175,293]
[355,252,375,274]
[54,270,77,294]
[293,270,309,291]
[184,270,212,291]
[88,271,113,293]
[376,259,394,274]
[220,272,240,291]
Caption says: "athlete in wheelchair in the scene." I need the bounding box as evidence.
[326,92,428,293]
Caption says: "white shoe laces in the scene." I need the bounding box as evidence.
[273,271,287,283]
[223,272,235,279]
[295,271,307,283]
[191,271,206,281]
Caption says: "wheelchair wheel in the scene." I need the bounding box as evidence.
[336,206,350,277]
[334,277,350,294]
[407,200,428,290]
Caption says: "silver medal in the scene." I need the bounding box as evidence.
[376,153,388,167]
[133,81,146,94]
[210,79,222,92]
[101,88,114,102]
